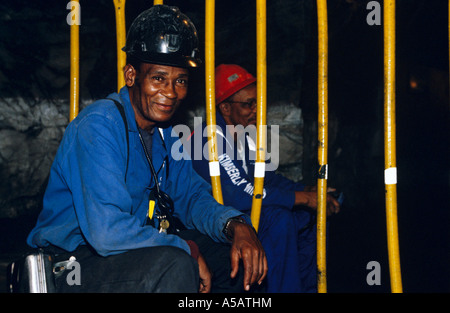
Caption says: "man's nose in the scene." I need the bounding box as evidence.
[161,82,177,99]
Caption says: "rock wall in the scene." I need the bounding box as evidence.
[0,98,92,217]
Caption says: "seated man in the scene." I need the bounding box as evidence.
[26,8,267,293]
[189,64,339,292]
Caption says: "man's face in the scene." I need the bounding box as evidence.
[126,63,189,130]
[221,83,257,128]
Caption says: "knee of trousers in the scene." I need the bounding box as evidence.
[139,246,199,293]
[261,208,297,239]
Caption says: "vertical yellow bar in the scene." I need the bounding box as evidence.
[113,0,126,92]
[383,0,403,293]
[316,0,328,293]
[250,0,267,233]
[205,0,223,204]
[69,0,80,122]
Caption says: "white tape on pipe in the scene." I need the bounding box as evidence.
[318,164,328,180]
[384,167,397,185]
[254,162,266,178]
[209,161,220,177]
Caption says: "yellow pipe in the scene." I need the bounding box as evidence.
[205,0,223,204]
[383,0,403,293]
[113,0,126,92]
[69,0,80,121]
[250,0,267,233]
[316,0,328,293]
[153,0,163,5]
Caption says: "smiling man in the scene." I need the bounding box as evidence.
[127,64,189,129]
[26,6,267,293]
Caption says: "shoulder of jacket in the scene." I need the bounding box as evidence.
[75,99,124,125]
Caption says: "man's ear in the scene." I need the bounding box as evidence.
[218,102,230,117]
[124,64,137,87]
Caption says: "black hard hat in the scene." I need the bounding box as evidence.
[122,5,201,68]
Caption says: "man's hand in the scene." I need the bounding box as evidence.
[294,186,340,215]
[197,253,211,293]
[228,221,268,291]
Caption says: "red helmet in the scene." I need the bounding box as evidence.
[215,64,256,104]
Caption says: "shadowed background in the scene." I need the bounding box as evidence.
[0,0,448,292]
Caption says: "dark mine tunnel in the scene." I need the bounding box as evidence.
[0,0,448,298]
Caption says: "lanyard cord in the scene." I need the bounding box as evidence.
[137,128,174,216]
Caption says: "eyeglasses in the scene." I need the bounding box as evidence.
[226,99,257,110]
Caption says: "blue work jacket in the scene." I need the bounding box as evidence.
[27,87,244,256]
